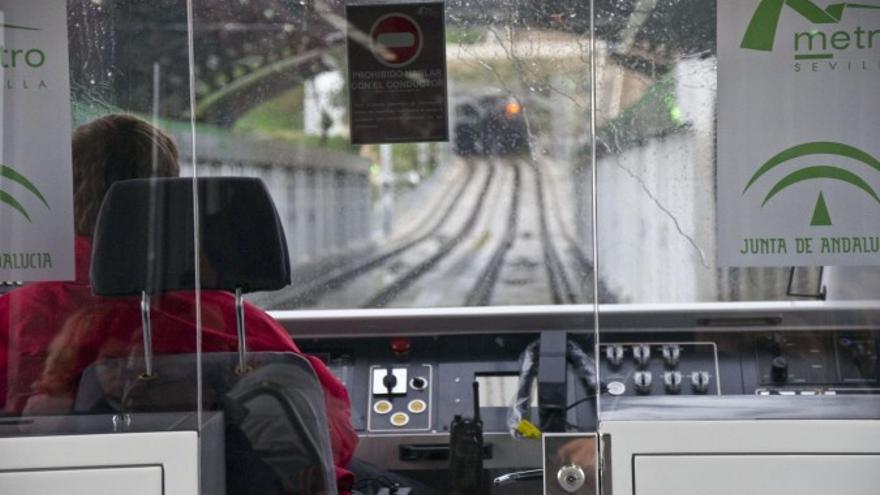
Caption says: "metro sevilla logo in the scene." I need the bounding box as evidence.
[741,0,880,53]
[370,13,423,68]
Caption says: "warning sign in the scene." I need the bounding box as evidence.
[346,2,448,145]
[371,14,423,68]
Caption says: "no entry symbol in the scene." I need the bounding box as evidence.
[370,13,423,68]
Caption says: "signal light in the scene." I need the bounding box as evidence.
[505,101,521,116]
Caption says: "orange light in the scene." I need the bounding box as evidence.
[505,101,521,116]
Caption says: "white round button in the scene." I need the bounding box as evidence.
[373,400,393,415]
[390,412,411,427]
[407,399,427,414]
[607,381,626,396]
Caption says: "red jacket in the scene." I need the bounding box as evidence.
[0,236,357,491]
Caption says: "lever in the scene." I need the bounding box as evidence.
[493,468,543,487]
[383,367,397,395]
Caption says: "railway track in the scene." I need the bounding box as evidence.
[540,158,618,303]
[362,162,497,308]
[271,155,614,309]
[464,161,522,306]
[467,158,581,306]
[273,162,479,307]
[529,160,578,304]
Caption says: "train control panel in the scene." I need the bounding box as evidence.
[303,329,878,432]
[282,305,880,493]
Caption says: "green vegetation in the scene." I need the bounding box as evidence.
[446,26,484,45]
[235,86,305,135]
[234,86,353,152]
[72,100,237,141]
[592,75,687,158]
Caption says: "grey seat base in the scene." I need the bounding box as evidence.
[75,351,338,495]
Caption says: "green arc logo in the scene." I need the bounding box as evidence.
[741,0,880,51]
[0,164,50,222]
[743,142,880,226]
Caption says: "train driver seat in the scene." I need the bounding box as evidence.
[73,177,337,495]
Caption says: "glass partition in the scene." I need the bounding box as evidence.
[5,1,877,495]
[1,0,205,485]
[184,0,595,312]
[187,0,598,493]
[593,0,879,418]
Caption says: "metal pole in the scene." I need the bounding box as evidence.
[416,142,429,176]
[380,144,394,237]
[140,291,155,378]
[235,287,248,373]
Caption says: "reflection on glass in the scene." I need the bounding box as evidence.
[544,434,597,495]
[476,373,538,408]
[177,0,597,310]
[1,115,182,416]
[592,0,824,303]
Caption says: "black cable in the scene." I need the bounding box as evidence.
[564,396,594,411]
[564,382,606,411]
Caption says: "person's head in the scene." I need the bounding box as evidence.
[73,114,180,237]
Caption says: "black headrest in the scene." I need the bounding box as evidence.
[91,177,290,296]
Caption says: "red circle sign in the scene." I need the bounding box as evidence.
[370,13,423,68]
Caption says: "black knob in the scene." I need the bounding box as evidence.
[771,356,789,384]
[410,376,427,390]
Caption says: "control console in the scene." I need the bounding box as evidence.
[753,330,879,395]
[368,364,433,432]
[301,329,879,437]
[599,342,720,396]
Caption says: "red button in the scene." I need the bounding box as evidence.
[391,337,411,355]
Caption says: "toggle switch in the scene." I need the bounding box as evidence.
[661,344,681,368]
[663,371,682,394]
[633,344,651,369]
[690,371,711,394]
[634,371,653,394]
[605,344,624,368]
